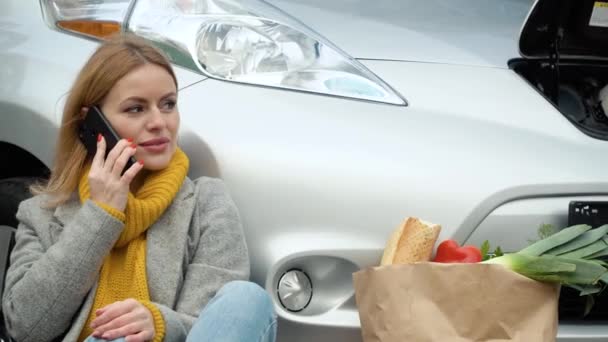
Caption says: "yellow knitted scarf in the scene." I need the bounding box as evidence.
[77,148,189,342]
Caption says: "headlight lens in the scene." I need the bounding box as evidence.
[41,0,406,105]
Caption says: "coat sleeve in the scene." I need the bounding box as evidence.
[155,178,250,342]
[2,197,124,342]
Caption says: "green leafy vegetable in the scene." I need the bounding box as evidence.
[519,224,591,256]
[484,223,608,317]
[480,240,504,261]
[545,225,608,256]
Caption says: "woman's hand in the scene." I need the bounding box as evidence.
[90,298,156,342]
[88,135,143,211]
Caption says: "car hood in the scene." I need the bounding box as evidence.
[267,0,533,68]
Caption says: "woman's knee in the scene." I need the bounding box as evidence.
[189,281,277,342]
[216,280,274,313]
[193,281,276,331]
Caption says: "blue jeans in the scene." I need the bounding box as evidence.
[86,280,277,342]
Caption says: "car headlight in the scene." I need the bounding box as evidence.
[41,0,406,105]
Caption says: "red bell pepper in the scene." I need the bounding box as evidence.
[433,239,482,263]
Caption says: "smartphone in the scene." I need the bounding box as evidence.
[78,106,136,173]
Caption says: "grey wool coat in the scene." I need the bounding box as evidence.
[2,177,250,342]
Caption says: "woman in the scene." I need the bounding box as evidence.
[1,34,277,342]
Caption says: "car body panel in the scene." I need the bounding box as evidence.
[177,60,608,266]
[267,0,533,67]
[176,61,608,340]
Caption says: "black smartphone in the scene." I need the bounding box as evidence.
[78,106,136,173]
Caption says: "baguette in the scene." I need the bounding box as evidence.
[381,217,441,265]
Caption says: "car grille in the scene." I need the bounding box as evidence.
[559,286,608,321]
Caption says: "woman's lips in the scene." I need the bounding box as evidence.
[139,138,170,153]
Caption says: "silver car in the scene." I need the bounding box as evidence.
[1,0,608,341]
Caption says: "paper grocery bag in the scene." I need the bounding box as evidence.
[353,263,560,342]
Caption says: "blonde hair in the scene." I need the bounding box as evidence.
[33,34,178,207]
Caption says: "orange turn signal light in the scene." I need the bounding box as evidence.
[57,20,121,39]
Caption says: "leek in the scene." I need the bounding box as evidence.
[558,240,608,259]
[483,253,606,285]
[481,223,608,316]
[519,224,591,256]
[544,225,608,256]
[585,248,608,259]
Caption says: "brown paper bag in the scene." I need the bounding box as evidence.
[353,263,560,342]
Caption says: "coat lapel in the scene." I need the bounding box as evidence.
[61,283,98,342]
[146,177,197,306]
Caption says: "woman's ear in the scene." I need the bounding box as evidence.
[80,107,89,119]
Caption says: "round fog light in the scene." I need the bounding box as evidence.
[277,269,313,312]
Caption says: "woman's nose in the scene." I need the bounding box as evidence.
[146,108,167,130]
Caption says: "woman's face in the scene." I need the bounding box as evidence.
[101,63,179,171]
